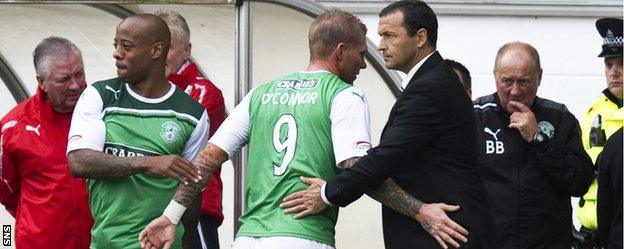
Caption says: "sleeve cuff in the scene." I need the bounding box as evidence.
[208,139,234,159]
[335,151,368,167]
[321,182,333,206]
[66,141,104,155]
[529,139,551,153]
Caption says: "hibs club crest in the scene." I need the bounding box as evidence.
[160,121,181,144]
[538,120,555,139]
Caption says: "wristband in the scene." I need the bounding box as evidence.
[162,200,186,225]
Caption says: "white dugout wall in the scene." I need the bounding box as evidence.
[0,1,621,248]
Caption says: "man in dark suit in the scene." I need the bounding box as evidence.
[279,1,496,249]
[597,127,622,249]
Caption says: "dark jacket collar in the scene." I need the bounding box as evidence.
[405,51,442,88]
[410,51,442,82]
[602,88,623,108]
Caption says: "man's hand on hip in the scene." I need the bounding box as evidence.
[280,176,327,219]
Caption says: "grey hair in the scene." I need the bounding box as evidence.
[33,36,82,78]
[155,10,190,46]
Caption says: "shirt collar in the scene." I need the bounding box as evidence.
[300,70,332,74]
[400,51,435,91]
[176,60,191,75]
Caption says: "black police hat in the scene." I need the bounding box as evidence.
[596,18,622,58]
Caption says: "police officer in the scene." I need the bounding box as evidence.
[575,17,623,249]
[473,42,594,249]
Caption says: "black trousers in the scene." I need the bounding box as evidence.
[190,215,220,249]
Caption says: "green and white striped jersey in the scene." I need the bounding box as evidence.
[68,78,209,249]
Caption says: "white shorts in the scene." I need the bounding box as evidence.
[232,236,335,249]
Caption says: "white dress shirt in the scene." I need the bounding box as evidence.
[400,51,435,91]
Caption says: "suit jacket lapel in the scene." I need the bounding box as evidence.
[404,51,442,91]
[381,51,443,137]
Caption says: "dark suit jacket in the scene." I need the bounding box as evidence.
[325,52,497,249]
[597,128,623,249]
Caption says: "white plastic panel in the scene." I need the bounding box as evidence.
[0,4,119,96]
[0,78,17,118]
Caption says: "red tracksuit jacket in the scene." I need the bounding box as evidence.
[0,88,93,249]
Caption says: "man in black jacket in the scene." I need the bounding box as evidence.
[597,127,622,249]
[279,1,496,249]
[473,42,594,249]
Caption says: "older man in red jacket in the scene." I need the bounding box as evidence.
[0,37,93,248]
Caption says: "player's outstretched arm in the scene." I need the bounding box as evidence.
[67,148,202,184]
[139,143,228,249]
[170,143,227,207]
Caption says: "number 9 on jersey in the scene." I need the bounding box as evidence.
[273,114,297,176]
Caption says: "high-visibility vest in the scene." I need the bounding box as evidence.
[577,91,623,230]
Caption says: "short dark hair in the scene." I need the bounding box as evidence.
[380,0,438,47]
[122,14,171,62]
[445,59,471,90]
[309,9,367,60]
